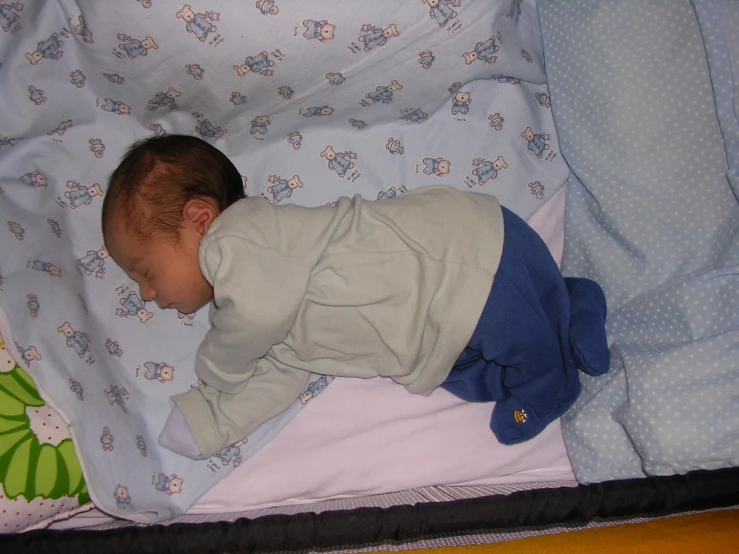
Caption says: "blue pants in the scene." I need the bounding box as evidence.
[441,207,609,445]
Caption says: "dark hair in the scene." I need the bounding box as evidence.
[102,134,244,241]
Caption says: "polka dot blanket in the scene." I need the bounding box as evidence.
[538,0,739,483]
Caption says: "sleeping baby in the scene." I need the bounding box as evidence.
[102,134,610,459]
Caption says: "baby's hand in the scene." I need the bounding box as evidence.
[158,406,202,459]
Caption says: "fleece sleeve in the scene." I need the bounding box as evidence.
[163,234,313,458]
[195,234,311,393]
[166,356,311,458]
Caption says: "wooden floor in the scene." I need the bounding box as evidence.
[378,508,739,554]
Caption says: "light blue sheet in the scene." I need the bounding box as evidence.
[694,0,739,201]
[538,0,739,483]
[0,0,565,521]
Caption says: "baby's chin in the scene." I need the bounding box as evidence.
[177,295,212,315]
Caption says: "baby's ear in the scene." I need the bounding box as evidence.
[183,198,218,236]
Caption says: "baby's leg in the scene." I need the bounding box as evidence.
[442,206,609,445]
[565,277,609,376]
[441,345,506,403]
[481,268,581,445]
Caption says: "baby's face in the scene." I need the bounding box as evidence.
[106,216,213,315]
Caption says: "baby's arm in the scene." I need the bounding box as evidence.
[159,234,314,458]
[196,234,312,393]
[160,356,310,458]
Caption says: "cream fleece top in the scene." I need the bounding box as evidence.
[171,185,505,457]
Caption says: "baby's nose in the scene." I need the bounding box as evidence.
[140,285,156,303]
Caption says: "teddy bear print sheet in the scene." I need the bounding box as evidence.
[8,186,573,533]
[0,0,570,523]
[0,187,575,533]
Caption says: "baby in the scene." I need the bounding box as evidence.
[102,135,610,459]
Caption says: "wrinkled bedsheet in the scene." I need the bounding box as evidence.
[538,0,739,483]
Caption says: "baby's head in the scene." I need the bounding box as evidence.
[102,134,244,314]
